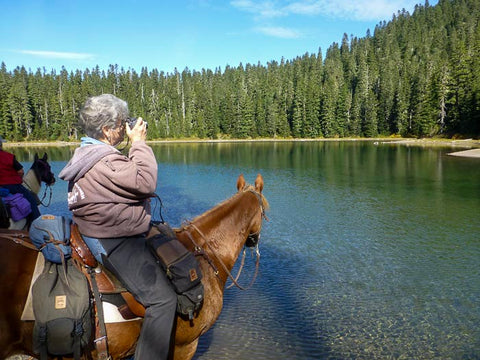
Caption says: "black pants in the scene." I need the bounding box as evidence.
[99,236,177,360]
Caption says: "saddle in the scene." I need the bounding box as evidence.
[69,225,147,360]
[69,224,146,319]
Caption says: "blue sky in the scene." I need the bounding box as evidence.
[0,0,435,75]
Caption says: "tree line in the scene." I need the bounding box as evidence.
[0,0,478,142]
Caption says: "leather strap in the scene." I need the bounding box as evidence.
[88,268,111,360]
[0,229,38,251]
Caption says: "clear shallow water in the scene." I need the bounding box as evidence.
[12,141,480,359]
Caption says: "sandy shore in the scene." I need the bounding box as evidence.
[447,148,480,158]
[381,138,480,147]
[376,138,480,158]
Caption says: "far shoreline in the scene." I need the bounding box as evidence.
[3,137,480,149]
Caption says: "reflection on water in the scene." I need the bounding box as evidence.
[8,141,480,359]
[8,145,76,162]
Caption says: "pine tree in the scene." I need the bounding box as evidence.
[8,67,34,140]
[1,0,479,140]
[0,63,12,137]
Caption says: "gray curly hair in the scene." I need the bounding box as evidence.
[79,94,129,139]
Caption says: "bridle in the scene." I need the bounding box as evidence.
[226,231,261,290]
[37,185,53,207]
[25,158,55,207]
[185,222,262,291]
[184,187,268,291]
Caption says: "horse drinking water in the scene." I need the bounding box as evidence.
[0,174,268,360]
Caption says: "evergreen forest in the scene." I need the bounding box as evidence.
[0,0,479,141]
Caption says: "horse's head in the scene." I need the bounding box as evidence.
[178,174,269,292]
[237,174,268,248]
[32,153,55,186]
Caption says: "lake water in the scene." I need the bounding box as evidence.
[11,141,480,359]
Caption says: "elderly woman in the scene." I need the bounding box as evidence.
[59,94,176,360]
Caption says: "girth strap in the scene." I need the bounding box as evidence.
[88,267,111,360]
[70,223,110,359]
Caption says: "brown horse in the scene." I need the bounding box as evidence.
[0,174,268,360]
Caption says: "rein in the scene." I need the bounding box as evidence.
[184,222,261,291]
[183,186,267,290]
[226,243,260,290]
[37,185,53,207]
[23,181,53,207]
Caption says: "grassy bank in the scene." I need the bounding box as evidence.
[2,137,480,149]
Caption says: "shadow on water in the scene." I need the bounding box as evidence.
[192,242,332,360]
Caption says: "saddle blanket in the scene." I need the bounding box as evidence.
[21,253,140,324]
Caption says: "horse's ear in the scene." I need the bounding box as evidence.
[255,174,264,193]
[237,174,246,192]
[34,153,39,161]
[42,153,48,161]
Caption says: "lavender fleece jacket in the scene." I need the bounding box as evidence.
[59,140,157,238]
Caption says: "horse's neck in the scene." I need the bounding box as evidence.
[187,192,257,271]
[22,169,40,195]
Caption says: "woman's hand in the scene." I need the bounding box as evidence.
[126,117,147,143]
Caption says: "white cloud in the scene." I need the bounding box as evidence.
[230,0,421,40]
[232,0,420,21]
[230,0,285,18]
[17,50,95,60]
[284,1,324,16]
[292,0,414,21]
[255,26,301,38]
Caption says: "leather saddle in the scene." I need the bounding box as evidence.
[69,224,146,319]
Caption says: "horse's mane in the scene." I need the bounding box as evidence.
[182,184,269,228]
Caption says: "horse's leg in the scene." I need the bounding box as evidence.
[173,338,199,360]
